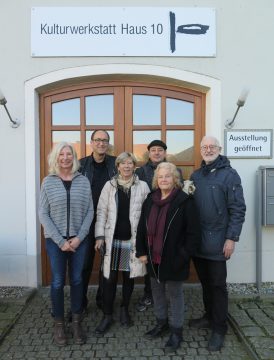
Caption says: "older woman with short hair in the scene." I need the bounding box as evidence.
[136,162,200,352]
[39,142,93,346]
[94,152,150,335]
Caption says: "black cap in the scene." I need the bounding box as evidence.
[147,140,167,151]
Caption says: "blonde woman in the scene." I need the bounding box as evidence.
[39,142,93,346]
[94,152,150,335]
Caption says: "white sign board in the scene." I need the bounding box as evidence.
[31,7,216,57]
[225,130,273,158]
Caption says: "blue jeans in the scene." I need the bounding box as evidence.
[46,238,88,318]
[150,277,184,329]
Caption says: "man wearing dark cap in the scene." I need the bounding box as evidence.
[135,139,183,311]
[136,140,168,191]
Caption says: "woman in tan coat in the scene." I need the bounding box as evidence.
[94,152,150,335]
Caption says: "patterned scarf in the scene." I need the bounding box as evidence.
[117,175,134,194]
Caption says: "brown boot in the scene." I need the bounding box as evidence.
[54,319,67,346]
[72,313,86,344]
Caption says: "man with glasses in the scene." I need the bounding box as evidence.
[79,130,117,312]
[189,135,246,351]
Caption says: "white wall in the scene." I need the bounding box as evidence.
[0,0,274,286]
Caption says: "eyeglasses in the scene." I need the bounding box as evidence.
[200,145,220,151]
[92,138,109,144]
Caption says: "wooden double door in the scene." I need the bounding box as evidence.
[40,81,205,285]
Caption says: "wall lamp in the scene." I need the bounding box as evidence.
[0,89,20,128]
[225,88,249,129]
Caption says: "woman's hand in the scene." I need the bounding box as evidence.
[61,241,75,252]
[95,239,104,252]
[69,237,81,250]
[139,255,148,264]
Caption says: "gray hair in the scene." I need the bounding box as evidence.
[48,142,79,175]
[200,136,221,147]
[115,152,137,168]
[152,162,181,190]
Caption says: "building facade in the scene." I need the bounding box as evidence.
[0,0,273,287]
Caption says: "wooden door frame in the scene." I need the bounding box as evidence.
[40,80,205,285]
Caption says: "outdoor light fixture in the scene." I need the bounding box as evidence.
[225,88,249,129]
[0,89,20,128]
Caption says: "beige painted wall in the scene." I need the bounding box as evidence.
[0,0,274,285]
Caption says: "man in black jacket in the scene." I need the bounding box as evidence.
[79,130,116,311]
[189,136,246,351]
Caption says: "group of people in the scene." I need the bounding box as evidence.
[39,130,246,353]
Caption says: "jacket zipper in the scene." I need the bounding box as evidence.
[146,219,158,282]
[147,207,180,283]
[66,186,71,240]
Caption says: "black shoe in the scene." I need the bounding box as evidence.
[120,306,133,327]
[145,319,169,339]
[208,332,225,351]
[136,295,153,312]
[95,315,113,336]
[189,315,211,329]
[164,330,182,352]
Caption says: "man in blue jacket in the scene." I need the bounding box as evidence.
[189,135,246,352]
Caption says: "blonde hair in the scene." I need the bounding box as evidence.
[48,142,79,175]
[115,152,137,168]
[152,162,181,190]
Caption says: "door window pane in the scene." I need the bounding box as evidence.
[178,166,194,180]
[133,95,161,125]
[86,95,114,125]
[52,131,81,158]
[52,98,80,125]
[133,130,161,161]
[85,131,114,156]
[166,131,194,162]
[166,98,194,125]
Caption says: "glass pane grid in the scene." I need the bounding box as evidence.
[85,95,114,125]
[166,98,194,125]
[52,98,80,126]
[133,95,161,125]
[166,130,194,162]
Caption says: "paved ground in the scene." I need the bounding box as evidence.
[229,296,274,360]
[0,285,273,359]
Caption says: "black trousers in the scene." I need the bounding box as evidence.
[143,273,152,297]
[102,270,134,315]
[193,257,228,335]
[82,231,103,308]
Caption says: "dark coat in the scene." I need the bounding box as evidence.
[79,153,117,237]
[136,190,201,282]
[79,154,117,186]
[190,155,246,261]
